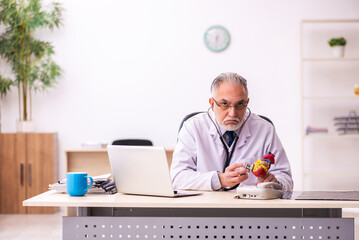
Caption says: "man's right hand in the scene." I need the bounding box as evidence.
[218,163,249,188]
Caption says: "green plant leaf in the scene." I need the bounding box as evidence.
[0,0,63,120]
[0,75,15,97]
[328,37,347,47]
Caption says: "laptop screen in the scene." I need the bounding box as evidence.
[107,145,176,197]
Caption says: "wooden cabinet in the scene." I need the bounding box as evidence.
[0,133,58,214]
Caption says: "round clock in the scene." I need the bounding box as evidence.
[204,25,230,52]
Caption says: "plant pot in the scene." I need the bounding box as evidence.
[332,46,345,58]
[17,120,35,132]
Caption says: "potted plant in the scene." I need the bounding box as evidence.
[0,0,63,132]
[328,37,347,58]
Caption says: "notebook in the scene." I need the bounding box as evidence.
[107,145,201,197]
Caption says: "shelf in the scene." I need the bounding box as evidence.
[303,133,359,139]
[302,58,359,62]
[301,19,359,191]
[302,19,359,24]
[304,171,358,177]
[303,96,359,100]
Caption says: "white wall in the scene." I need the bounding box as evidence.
[1,0,359,190]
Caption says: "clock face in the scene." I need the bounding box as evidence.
[204,25,230,52]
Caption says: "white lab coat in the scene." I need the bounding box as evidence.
[170,110,293,191]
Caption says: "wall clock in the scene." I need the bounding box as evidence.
[204,25,230,52]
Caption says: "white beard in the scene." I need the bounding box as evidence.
[220,123,241,131]
[219,117,242,131]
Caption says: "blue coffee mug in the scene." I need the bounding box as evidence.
[66,172,93,196]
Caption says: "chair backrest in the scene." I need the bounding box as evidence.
[178,112,273,132]
[258,115,274,126]
[112,139,153,146]
[178,111,205,132]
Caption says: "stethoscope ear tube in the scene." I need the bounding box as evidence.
[207,107,252,191]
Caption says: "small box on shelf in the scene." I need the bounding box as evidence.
[354,84,359,97]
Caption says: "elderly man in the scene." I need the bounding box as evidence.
[170,72,293,191]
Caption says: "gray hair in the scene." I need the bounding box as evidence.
[210,72,248,96]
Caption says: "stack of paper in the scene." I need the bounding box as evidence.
[49,173,112,193]
[81,141,108,149]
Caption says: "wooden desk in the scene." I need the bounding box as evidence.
[24,191,358,239]
[65,148,174,176]
[22,190,359,209]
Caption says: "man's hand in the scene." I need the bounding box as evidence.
[218,163,249,188]
[256,173,278,185]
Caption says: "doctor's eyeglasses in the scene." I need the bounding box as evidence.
[212,98,248,111]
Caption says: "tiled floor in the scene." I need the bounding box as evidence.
[0,209,358,240]
[0,211,63,240]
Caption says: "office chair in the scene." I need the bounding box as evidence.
[178,112,205,132]
[178,112,273,132]
[111,139,153,146]
[258,115,274,126]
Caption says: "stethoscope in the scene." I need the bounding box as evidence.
[207,106,252,190]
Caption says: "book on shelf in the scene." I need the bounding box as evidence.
[306,126,328,135]
[336,127,359,134]
[333,112,359,134]
[334,116,359,120]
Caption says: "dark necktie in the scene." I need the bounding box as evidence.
[225,131,235,147]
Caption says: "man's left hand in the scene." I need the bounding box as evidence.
[256,173,278,185]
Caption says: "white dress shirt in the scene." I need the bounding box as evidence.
[170,110,293,191]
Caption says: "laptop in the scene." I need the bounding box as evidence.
[107,145,202,197]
